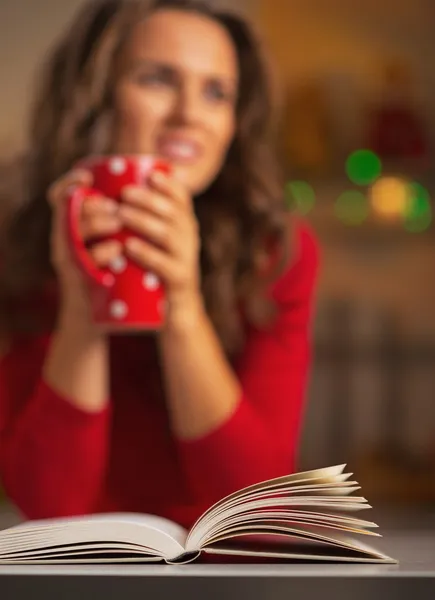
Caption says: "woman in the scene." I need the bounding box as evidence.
[0,0,318,528]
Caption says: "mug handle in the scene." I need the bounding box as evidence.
[65,185,115,288]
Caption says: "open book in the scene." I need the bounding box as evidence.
[0,464,396,564]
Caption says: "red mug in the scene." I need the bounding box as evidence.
[65,155,170,331]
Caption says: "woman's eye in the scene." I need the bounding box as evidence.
[204,81,234,103]
[135,71,173,87]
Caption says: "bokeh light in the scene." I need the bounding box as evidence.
[285,180,316,214]
[369,176,410,221]
[404,182,432,233]
[346,149,382,186]
[335,190,369,225]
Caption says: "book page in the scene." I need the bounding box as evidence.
[0,513,188,563]
[3,556,164,564]
[199,513,380,546]
[200,528,394,562]
[0,545,163,564]
[189,465,350,539]
[187,492,370,550]
[195,481,361,534]
[202,534,396,564]
[191,464,352,531]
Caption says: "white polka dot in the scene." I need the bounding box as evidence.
[110,255,127,274]
[143,272,160,291]
[108,157,127,176]
[110,300,128,320]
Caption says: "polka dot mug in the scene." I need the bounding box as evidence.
[65,155,170,331]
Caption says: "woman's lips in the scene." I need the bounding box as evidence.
[156,136,203,164]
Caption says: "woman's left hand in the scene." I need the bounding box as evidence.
[120,170,202,318]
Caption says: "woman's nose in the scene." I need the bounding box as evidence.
[170,82,202,125]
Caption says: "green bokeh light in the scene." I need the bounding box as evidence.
[285,181,316,214]
[404,182,432,232]
[335,190,369,225]
[346,149,382,186]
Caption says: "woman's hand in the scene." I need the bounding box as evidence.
[48,169,123,316]
[44,169,120,413]
[120,171,203,326]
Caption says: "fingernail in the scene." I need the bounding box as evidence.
[72,168,92,180]
[118,204,131,218]
[126,237,140,251]
[104,199,118,213]
[122,185,140,199]
[151,170,166,183]
[109,219,122,231]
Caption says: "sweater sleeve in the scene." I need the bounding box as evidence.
[0,335,111,520]
[176,222,320,501]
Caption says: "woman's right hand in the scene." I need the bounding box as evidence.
[48,169,123,318]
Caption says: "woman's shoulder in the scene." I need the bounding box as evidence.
[270,216,320,305]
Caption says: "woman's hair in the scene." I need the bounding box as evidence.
[0,0,290,356]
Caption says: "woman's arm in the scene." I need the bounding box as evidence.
[0,318,112,520]
[43,301,110,413]
[117,172,319,501]
[0,166,122,519]
[159,223,319,501]
[158,297,242,440]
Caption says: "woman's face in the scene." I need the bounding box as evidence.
[113,9,239,194]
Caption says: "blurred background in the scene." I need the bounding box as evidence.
[0,0,434,525]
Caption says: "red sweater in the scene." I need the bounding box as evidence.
[0,222,319,528]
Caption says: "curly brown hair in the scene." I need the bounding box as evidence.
[0,0,290,356]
